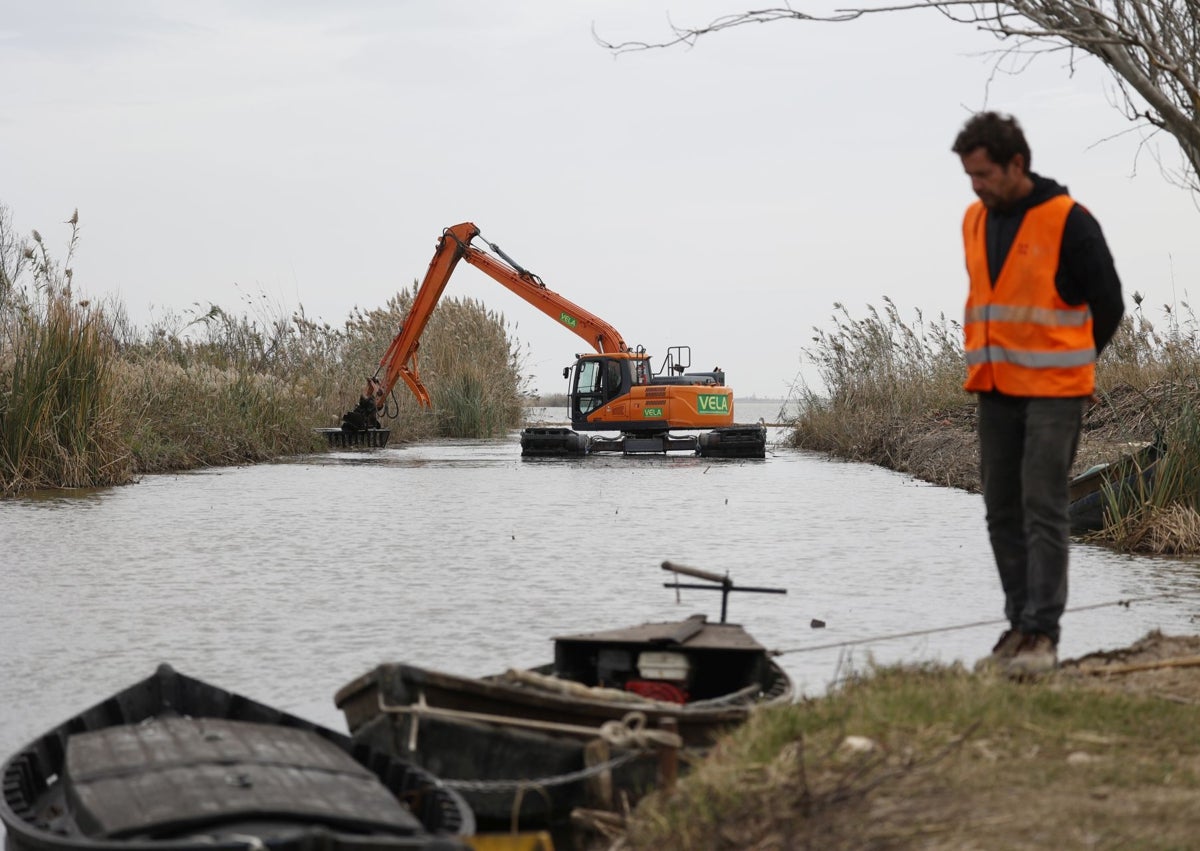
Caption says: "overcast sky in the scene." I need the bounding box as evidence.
[3,2,1196,399]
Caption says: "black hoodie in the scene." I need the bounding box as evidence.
[983,172,1125,354]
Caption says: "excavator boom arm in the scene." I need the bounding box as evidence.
[370,222,627,410]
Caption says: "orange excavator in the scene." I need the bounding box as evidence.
[332,222,766,458]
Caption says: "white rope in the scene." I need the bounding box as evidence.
[443,749,648,794]
[379,692,683,749]
[776,589,1200,656]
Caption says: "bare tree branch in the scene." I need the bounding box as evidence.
[596,1,1200,192]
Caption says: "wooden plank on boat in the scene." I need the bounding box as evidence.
[65,716,423,838]
[554,619,765,652]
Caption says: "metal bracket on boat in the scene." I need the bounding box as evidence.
[661,560,787,623]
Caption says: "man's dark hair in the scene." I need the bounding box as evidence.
[951,111,1032,172]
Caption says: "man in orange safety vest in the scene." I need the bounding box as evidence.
[952,112,1125,675]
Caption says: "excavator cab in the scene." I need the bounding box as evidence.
[570,355,628,419]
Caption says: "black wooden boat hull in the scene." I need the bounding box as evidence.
[348,705,658,827]
[1068,442,1162,534]
[1,664,473,851]
[335,653,792,828]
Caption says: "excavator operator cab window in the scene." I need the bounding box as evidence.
[573,359,603,416]
[573,357,624,417]
[604,360,623,402]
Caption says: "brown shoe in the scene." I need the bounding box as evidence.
[1005,633,1058,676]
[973,628,1025,673]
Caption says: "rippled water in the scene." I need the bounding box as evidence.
[3,402,1199,784]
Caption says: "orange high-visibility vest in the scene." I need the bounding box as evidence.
[962,195,1095,396]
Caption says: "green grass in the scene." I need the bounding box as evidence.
[622,661,1200,850]
[1097,398,1200,553]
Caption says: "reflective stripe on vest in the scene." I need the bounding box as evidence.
[963,304,1093,327]
[964,346,1096,368]
[961,194,1095,397]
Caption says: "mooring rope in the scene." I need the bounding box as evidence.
[440,748,649,794]
[774,588,1200,656]
[379,694,683,748]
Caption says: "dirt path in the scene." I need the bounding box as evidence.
[1061,630,1200,704]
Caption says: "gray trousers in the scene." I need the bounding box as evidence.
[978,393,1085,644]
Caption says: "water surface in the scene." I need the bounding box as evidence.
[3,402,1197,775]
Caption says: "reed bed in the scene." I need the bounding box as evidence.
[0,292,128,492]
[786,298,973,484]
[1092,392,1200,553]
[329,288,525,440]
[0,218,129,493]
[0,211,526,497]
[786,294,1200,553]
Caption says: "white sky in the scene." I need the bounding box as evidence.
[2,1,1197,399]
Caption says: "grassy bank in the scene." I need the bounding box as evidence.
[785,297,1200,553]
[614,632,1200,850]
[0,212,525,497]
[609,299,1200,850]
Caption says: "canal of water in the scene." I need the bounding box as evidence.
[3,402,1198,785]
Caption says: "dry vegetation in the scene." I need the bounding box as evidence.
[580,298,1200,850]
[0,209,526,497]
[593,631,1200,851]
[785,296,1200,554]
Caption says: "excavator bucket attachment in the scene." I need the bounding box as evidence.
[316,427,390,448]
[317,396,390,448]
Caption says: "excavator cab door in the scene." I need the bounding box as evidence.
[569,356,626,422]
[570,358,604,419]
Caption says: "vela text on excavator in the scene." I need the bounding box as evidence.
[321,222,766,458]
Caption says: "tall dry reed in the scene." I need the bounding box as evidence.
[788,293,1200,552]
[0,209,527,496]
[787,297,967,464]
[332,285,525,440]
[1094,394,1200,553]
[0,216,129,495]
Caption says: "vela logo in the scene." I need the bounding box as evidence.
[643,407,664,418]
[560,312,578,329]
[697,394,729,415]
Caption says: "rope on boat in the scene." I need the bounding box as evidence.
[378,693,684,749]
[773,588,1200,656]
[439,748,649,794]
[376,691,683,797]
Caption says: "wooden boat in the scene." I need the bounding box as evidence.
[0,663,474,851]
[334,562,792,830]
[1068,440,1162,533]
